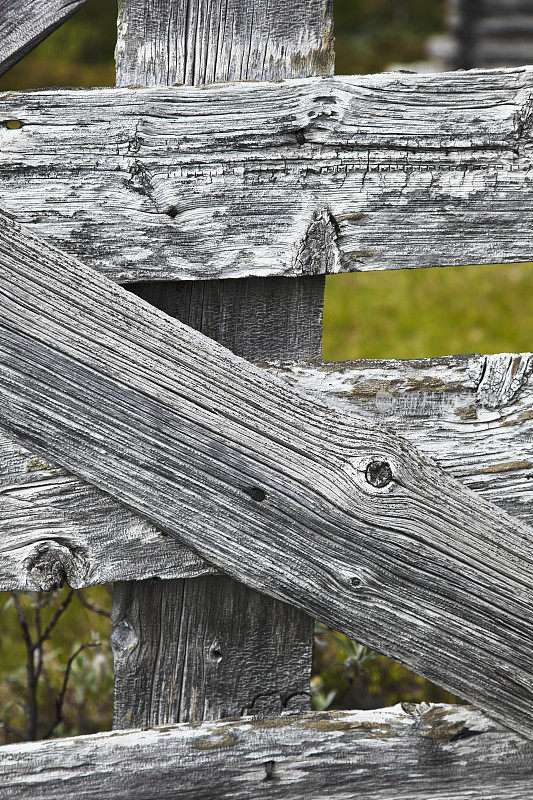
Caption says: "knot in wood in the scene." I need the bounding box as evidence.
[24,542,69,591]
[111,620,138,654]
[365,460,393,489]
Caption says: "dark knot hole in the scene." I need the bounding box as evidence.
[365,460,393,489]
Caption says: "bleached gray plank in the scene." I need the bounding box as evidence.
[1,68,533,282]
[0,704,531,800]
[0,213,531,736]
[277,352,533,528]
[2,351,531,591]
[116,0,334,87]
[0,0,88,77]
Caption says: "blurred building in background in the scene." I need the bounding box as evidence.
[429,0,533,69]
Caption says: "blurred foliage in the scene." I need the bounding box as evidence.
[0,588,112,743]
[335,0,445,73]
[0,0,117,91]
[0,0,531,741]
[323,262,533,360]
[312,624,457,712]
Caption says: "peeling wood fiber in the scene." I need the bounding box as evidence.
[0,704,531,799]
[0,0,88,77]
[1,68,533,281]
[0,213,531,736]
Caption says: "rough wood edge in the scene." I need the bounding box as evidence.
[0,704,531,800]
[1,351,531,591]
[0,68,532,280]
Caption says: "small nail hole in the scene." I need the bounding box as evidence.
[243,487,266,502]
[365,460,393,489]
[166,205,179,218]
[2,120,22,130]
[209,646,223,663]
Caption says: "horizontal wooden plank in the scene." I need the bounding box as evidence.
[0,68,532,281]
[0,214,531,736]
[0,704,531,799]
[2,352,531,592]
[0,0,88,77]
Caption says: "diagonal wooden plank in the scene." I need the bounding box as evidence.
[1,351,531,591]
[0,704,531,800]
[0,212,531,737]
[0,67,532,281]
[0,0,88,77]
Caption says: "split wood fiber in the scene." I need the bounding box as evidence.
[1,352,531,590]
[110,0,334,728]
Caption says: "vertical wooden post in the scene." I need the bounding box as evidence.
[112,0,334,727]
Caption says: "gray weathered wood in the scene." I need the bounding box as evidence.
[112,279,321,727]
[126,277,326,363]
[0,704,531,799]
[0,0,88,77]
[1,67,533,282]
[110,0,330,729]
[0,213,531,736]
[1,351,531,591]
[116,0,334,87]
[111,576,314,726]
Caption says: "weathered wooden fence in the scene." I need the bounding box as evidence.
[0,0,532,796]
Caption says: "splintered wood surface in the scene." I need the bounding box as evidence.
[0,68,532,281]
[0,704,531,799]
[0,212,531,736]
[1,352,531,591]
[0,0,88,77]
[116,0,334,86]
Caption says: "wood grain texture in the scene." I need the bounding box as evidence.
[0,0,88,77]
[0,213,531,736]
[112,576,313,726]
[127,277,325,362]
[0,704,531,799]
[276,352,533,528]
[116,0,334,87]
[114,278,321,727]
[1,351,531,590]
[1,68,533,281]
[110,0,330,730]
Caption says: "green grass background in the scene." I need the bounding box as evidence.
[0,0,531,741]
